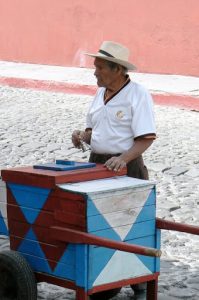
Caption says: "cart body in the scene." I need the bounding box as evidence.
[0,162,160,299]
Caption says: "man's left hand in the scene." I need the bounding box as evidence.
[104,156,127,172]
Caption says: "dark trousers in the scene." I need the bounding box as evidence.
[89,152,149,180]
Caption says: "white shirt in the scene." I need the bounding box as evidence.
[86,81,156,154]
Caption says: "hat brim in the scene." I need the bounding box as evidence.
[85,52,136,71]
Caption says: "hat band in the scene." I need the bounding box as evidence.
[99,49,114,58]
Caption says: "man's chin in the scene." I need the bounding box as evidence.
[97,81,104,87]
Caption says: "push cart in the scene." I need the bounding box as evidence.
[0,160,198,300]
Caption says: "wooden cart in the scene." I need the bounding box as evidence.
[0,161,198,300]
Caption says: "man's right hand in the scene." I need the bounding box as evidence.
[71,130,82,148]
[72,130,92,149]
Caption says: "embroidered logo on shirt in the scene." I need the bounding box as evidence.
[116,110,125,119]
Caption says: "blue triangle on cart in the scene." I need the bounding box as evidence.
[17,228,51,273]
[0,212,9,236]
[8,183,50,224]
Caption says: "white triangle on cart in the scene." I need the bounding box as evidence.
[93,250,152,286]
[93,189,151,240]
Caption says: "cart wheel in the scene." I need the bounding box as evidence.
[0,250,37,300]
[131,283,147,292]
[90,288,121,300]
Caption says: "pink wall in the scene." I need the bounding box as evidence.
[0,0,198,76]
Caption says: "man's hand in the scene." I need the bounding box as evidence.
[72,130,92,149]
[72,130,82,148]
[104,156,127,172]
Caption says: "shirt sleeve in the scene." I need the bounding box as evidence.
[131,87,156,139]
[86,111,92,130]
[85,88,103,130]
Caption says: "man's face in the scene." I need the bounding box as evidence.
[94,58,118,88]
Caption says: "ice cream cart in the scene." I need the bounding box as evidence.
[1,160,197,300]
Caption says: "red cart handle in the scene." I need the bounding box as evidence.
[156,218,199,235]
[51,226,161,257]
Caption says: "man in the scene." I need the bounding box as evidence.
[72,41,156,298]
[72,41,156,180]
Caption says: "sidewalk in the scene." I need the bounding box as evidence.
[0,61,199,111]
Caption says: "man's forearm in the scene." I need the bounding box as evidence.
[104,138,154,172]
[120,138,154,163]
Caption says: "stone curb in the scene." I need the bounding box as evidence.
[0,76,199,111]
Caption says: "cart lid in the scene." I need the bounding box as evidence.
[57,176,155,194]
[1,163,127,188]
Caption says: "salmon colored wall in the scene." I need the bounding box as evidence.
[0,0,198,76]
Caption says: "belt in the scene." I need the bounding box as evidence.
[89,152,121,164]
[92,152,121,159]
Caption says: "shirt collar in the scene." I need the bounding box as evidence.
[104,75,131,104]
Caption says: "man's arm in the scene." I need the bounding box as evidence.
[104,138,154,172]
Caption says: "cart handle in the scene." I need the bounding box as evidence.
[156,218,199,235]
[51,226,161,257]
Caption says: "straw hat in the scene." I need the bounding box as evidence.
[85,41,136,70]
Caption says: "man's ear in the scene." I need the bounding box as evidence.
[117,65,124,75]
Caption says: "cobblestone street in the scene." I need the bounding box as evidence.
[0,86,199,299]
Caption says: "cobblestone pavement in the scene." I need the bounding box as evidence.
[0,86,199,299]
